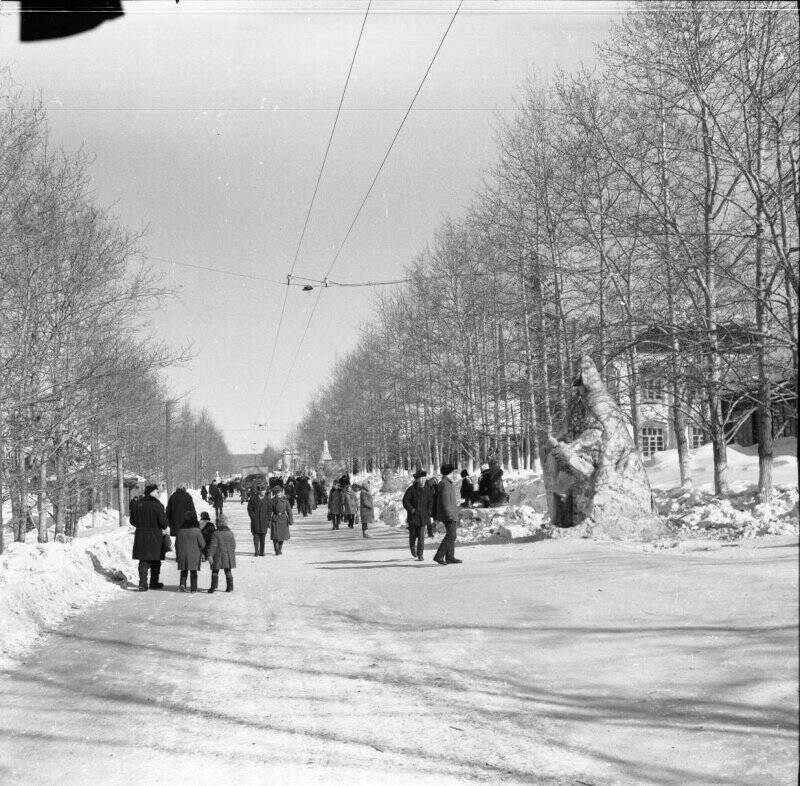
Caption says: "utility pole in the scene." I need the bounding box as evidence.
[116,447,125,526]
[165,401,172,495]
[193,423,198,489]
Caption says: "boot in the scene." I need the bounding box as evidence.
[208,573,218,594]
[225,574,234,592]
[138,562,149,591]
[149,563,163,590]
[362,530,369,538]
[277,541,284,555]
[190,572,198,593]
[273,540,279,555]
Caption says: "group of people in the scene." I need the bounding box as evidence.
[327,475,374,537]
[130,460,507,589]
[131,484,237,593]
[246,481,294,556]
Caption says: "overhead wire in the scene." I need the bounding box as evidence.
[267,0,463,421]
[255,0,372,420]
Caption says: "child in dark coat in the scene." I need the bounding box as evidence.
[207,514,237,593]
[175,511,205,593]
[200,512,215,558]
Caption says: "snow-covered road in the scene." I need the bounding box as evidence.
[0,503,796,784]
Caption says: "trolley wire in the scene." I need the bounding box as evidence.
[267,0,463,421]
[255,0,372,420]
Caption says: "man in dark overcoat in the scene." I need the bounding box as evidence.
[166,484,196,538]
[433,464,462,565]
[131,483,169,590]
[402,470,433,560]
[209,481,224,521]
[295,476,312,517]
[247,486,270,556]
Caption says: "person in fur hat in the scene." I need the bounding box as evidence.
[207,514,236,592]
[131,483,169,591]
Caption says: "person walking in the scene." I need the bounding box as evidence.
[284,477,297,510]
[209,481,224,521]
[460,470,474,508]
[402,470,434,560]
[295,475,312,517]
[247,486,270,556]
[131,483,169,591]
[175,510,206,592]
[433,463,462,565]
[207,513,236,593]
[342,480,358,529]
[166,484,196,541]
[359,481,374,539]
[328,480,343,530]
[425,475,439,538]
[269,486,293,555]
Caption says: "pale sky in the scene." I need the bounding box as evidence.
[0,0,620,453]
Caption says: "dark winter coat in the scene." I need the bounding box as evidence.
[460,477,474,502]
[175,524,206,571]
[425,477,439,518]
[201,522,216,557]
[328,487,343,515]
[284,480,296,502]
[209,483,224,508]
[207,523,236,570]
[402,483,434,529]
[131,495,169,561]
[312,480,323,506]
[295,477,312,504]
[200,486,208,501]
[270,496,293,540]
[478,471,491,498]
[166,488,196,537]
[488,467,507,504]
[435,476,460,524]
[359,489,375,524]
[247,494,271,534]
[342,487,359,515]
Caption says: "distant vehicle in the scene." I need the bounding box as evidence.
[240,466,271,493]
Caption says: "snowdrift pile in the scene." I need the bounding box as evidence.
[372,438,798,545]
[0,527,136,667]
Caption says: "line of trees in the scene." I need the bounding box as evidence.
[0,71,233,552]
[292,2,798,501]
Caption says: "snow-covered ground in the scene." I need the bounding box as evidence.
[0,487,216,667]
[373,438,799,545]
[0,527,136,668]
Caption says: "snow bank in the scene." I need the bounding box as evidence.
[0,528,136,667]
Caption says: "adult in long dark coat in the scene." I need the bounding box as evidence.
[175,511,206,592]
[131,483,169,591]
[209,481,224,520]
[269,488,293,555]
[284,477,297,509]
[200,485,208,502]
[328,482,343,530]
[247,487,270,556]
[402,470,434,560]
[207,514,236,593]
[295,476,312,517]
[312,479,323,509]
[433,464,462,565]
[166,485,196,537]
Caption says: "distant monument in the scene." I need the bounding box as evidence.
[320,440,332,462]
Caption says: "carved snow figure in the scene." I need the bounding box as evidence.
[543,356,665,540]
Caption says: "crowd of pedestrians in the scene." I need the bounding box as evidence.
[129,459,508,591]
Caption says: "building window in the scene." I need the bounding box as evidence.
[690,426,707,449]
[640,425,665,457]
[640,377,665,403]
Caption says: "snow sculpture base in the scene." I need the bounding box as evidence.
[543,356,666,541]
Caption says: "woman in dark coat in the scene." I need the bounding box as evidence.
[295,476,312,517]
[166,485,196,538]
[247,486,270,556]
[284,477,296,509]
[207,514,236,593]
[342,482,358,528]
[175,511,206,592]
[269,487,293,555]
[131,483,169,591]
[328,481,343,530]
